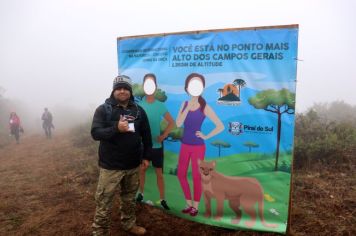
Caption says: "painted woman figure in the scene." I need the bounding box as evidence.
[176,73,224,216]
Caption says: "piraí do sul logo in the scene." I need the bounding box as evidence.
[228,121,274,136]
[228,121,244,135]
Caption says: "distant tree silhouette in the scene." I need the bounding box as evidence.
[211,140,231,157]
[217,88,223,98]
[233,79,246,97]
[243,141,259,152]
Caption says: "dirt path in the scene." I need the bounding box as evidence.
[0,134,96,235]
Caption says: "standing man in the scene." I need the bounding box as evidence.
[91,75,152,236]
[136,73,175,210]
[41,108,54,138]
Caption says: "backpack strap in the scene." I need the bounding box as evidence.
[103,103,112,122]
[134,102,141,120]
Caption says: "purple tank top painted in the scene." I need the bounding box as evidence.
[181,102,206,145]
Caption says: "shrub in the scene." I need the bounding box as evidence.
[294,109,356,170]
[70,121,98,155]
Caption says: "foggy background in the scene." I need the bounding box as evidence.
[1,0,355,133]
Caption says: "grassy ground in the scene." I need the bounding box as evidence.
[143,152,291,233]
[0,133,354,235]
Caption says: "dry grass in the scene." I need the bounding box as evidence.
[0,133,354,236]
[290,166,355,236]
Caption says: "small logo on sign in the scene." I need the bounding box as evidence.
[228,122,243,135]
[217,78,246,106]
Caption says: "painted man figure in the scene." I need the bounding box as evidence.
[136,73,175,210]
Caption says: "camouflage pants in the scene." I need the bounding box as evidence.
[92,167,139,236]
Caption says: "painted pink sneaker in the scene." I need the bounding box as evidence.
[189,207,198,217]
[181,206,193,214]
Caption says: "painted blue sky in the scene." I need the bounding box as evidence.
[118,28,297,157]
[119,28,297,97]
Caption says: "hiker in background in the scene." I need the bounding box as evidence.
[136,73,175,210]
[41,107,54,138]
[91,75,152,235]
[9,112,22,144]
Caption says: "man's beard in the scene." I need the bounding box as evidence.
[115,94,130,105]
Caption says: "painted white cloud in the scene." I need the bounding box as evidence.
[121,69,294,94]
[159,84,185,94]
[204,72,267,87]
[203,71,295,92]
[120,68,151,84]
[160,72,267,95]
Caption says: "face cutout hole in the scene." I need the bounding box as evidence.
[187,77,204,96]
[143,78,156,95]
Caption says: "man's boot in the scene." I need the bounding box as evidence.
[128,225,146,235]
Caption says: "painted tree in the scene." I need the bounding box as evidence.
[233,79,246,97]
[211,140,231,157]
[243,141,259,152]
[154,88,167,102]
[248,89,295,171]
[169,166,178,175]
[217,88,223,98]
[160,119,183,142]
[132,83,145,101]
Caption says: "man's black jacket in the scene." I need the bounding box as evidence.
[91,97,152,170]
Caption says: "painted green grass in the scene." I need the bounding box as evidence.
[141,151,292,234]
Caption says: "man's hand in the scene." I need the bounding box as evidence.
[118,115,129,132]
[141,159,150,169]
[157,134,167,143]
